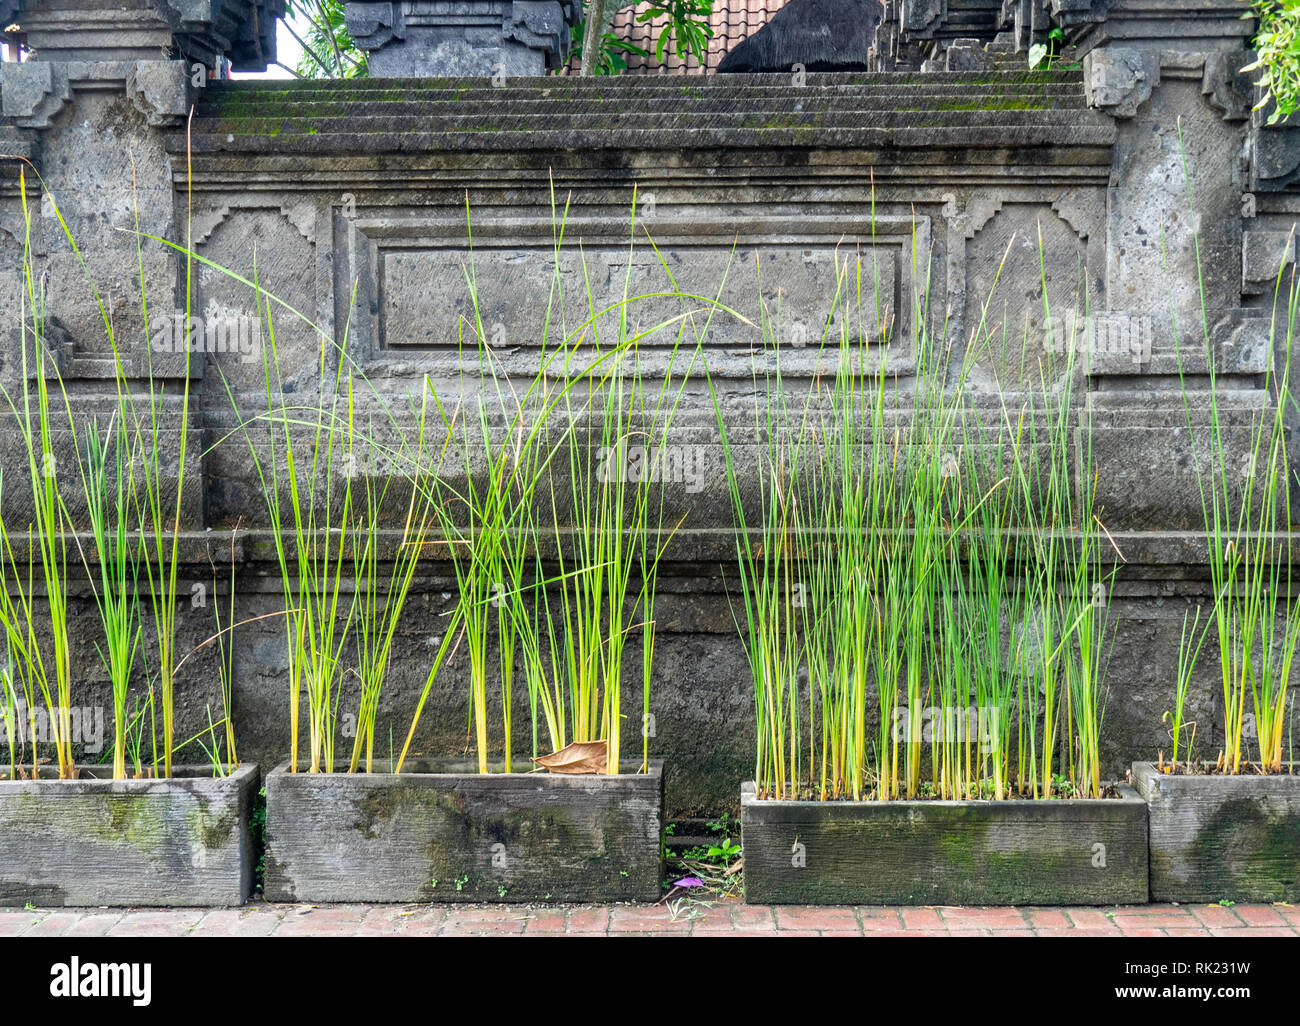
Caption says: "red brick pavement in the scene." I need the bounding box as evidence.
[0,901,1294,937]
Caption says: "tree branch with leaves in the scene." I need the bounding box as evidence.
[578,0,715,75]
[1247,0,1300,124]
[279,0,714,78]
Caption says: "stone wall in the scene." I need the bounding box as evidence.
[2,0,1299,815]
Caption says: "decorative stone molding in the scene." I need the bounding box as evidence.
[1202,49,1254,123]
[503,1,571,53]
[901,0,946,36]
[125,60,192,127]
[1251,120,1300,193]
[1048,0,1107,26]
[1,59,190,129]
[1248,94,1300,193]
[191,200,318,249]
[1084,46,1156,119]
[0,61,71,128]
[1055,0,1255,58]
[1243,230,1296,296]
[941,192,1005,241]
[1051,192,1098,242]
[345,1,581,77]
[0,0,283,71]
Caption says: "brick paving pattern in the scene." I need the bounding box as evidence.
[1,902,1295,937]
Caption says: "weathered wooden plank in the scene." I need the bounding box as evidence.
[740,781,1149,905]
[1132,761,1300,903]
[264,760,664,903]
[0,764,258,907]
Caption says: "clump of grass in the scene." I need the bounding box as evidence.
[532,227,697,775]
[1175,267,1300,775]
[0,162,236,781]
[72,410,143,781]
[221,285,360,774]
[713,219,1120,802]
[420,193,696,775]
[0,170,77,779]
[1170,120,1300,776]
[349,398,438,774]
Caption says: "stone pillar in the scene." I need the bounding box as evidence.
[1,0,282,69]
[1071,1,1270,531]
[0,2,282,364]
[1056,0,1260,56]
[345,0,581,77]
[1076,2,1256,333]
[0,1,280,523]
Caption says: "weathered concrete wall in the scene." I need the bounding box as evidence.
[2,0,1299,815]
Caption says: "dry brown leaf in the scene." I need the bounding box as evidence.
[533,740,608,775]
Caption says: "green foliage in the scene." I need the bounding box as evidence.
[251,786,267,890]
[576,1,714,75]
[1248,0,1300,123]
[1029,27,1065,69]
[285,0,368,78]
[281,1,713,78]
[280,1,714,78]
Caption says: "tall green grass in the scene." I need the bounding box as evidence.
[1173,269,1300,774]
[0,165,232,780]
[0,170,76,779]
[422,196,698,775]
[1169,122,1300,776]
[196,192,706,777]
[712,222,1119,802]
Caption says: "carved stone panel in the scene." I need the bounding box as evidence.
[962,203,1090,390]
[195,206,320,393]
[343,215,925,378]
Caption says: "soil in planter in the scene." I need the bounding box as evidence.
[1152,762,1300,777]
[755,782,1125,801]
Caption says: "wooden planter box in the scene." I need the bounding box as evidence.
[1131,761,1300,902]
[0,764,258,907]
[264,759,664,903]
[741,781,1149,905]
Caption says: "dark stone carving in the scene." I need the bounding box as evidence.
[1251,113,1300,193]
[345,1,581,77]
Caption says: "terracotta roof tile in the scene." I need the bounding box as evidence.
[563,1,794,75]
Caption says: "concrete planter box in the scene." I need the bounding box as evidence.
[0,764,258,907]
[1131,761,1300,902]
[264,759,664,903]
[741,781,1149,905]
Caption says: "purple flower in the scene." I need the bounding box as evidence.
[673,876,704,888]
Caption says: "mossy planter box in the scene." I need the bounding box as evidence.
[1131,761,1300,902]
[0,764,258,907]
[741,781,1149,905]
[264,759,664,903]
